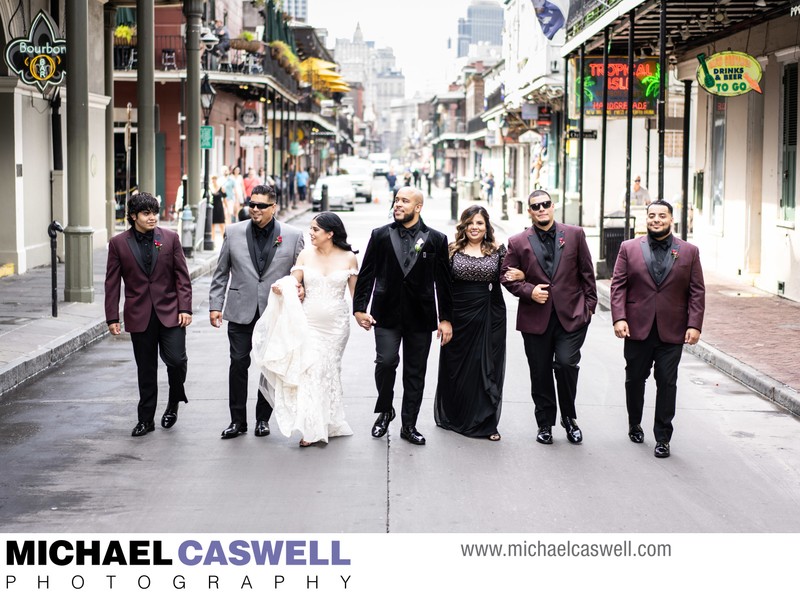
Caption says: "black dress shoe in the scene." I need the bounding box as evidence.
[254,420,270,437]
[371,407,396,438]
[221,422,248,439]
[628,424,645,443]
[560,417,583,444]
[400,425,426,445]
[161,403,180,429]
[654,441,670,458]
[132,421,155,437]
[536,425,553,445]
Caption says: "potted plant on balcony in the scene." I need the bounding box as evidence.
[114,24,136,47]
[230,31,262,53]
[268,40,299,74]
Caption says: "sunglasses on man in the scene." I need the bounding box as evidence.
[528,200,552,211]
[250,201,276,210]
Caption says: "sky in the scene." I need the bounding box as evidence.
[307,0,476,99]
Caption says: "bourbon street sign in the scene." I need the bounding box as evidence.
[4,10,66,94]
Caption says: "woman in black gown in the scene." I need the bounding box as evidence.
[210,174,228,245]
[435,205,510,440]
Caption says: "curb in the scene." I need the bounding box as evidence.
[595,281,800,417]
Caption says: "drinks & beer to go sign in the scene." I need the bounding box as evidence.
[696,51,763,96]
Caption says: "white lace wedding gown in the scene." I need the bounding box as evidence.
[253,266,356,443]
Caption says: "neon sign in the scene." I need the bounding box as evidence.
[573,58,659,117]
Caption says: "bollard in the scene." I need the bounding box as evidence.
[180,206,195,258]
[427,174,432,199]
[47,221,64,317]
[450,183,458,224]
[321,184,329,212]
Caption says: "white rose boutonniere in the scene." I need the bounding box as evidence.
[414,238,424,253]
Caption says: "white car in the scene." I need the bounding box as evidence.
[312,176,356,212]
[339,157,373,202]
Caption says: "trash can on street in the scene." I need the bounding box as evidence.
[603,215,635,271]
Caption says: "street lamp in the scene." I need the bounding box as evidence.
[501,119,509,221]
[201,74,216,250]
[200,28,218,70]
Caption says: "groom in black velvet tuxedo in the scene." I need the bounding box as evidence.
[354,187,453,445]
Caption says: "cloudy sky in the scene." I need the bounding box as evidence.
[307,0,476,98]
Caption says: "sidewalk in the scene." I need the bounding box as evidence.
[480,194,800,416]
[0,203,312,397]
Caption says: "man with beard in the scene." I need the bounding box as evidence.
[501,189,596,446]
[610,200,705,458]
[353,186,453,445]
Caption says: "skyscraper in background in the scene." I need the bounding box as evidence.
[283,0,308,22]
[457,0,503,58]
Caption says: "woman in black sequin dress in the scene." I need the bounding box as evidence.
[434,205,509,440]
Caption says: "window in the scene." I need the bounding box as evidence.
[709,95,726,228]
[781,62,797,223]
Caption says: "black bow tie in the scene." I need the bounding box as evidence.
[649,236,671,252]
[133,229,154,243]
[536,227,556,241]
[398,227,415,239]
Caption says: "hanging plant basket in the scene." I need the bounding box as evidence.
[230,38,262,53]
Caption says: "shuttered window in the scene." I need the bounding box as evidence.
[782,62,797,222]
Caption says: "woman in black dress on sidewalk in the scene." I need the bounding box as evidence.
[435,205,509,440]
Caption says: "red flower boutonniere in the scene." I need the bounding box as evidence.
[558,237,565,249]
[154,240,162,250]
[274,235,283,247]
[671,248,679,260]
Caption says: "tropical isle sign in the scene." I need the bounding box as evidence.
[696,51,762,96]
[4,10,66,94]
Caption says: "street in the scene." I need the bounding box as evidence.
[1,187,798,534]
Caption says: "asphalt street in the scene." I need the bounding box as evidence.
[1,182,798,533]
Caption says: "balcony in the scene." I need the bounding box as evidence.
[467,116,486,134]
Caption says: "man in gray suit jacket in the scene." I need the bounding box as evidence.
[209,184,304,439]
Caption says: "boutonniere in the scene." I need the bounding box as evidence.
[558,237,565,249]
[671,248,679,260]
[154,240,162,251]
[414,238,424,253]
[274,235,283,248]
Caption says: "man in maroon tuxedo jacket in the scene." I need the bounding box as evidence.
[501,190,597,445]
[105,193,193,437]
[610,200,705,458]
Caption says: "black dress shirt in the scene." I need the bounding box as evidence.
[133,228,155,275]
[398,220,421,269]
[535,226,556,278]
[252,219,275,254]
[649,234,672,285]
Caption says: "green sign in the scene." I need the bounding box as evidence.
[200,126,214,150]
[696,51,763,96]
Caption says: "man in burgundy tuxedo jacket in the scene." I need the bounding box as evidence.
[610,200,705,459]
[501,190,597,445]
[105,193,193,437]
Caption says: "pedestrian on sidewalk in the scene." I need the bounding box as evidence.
[501,189,597,446]
[209,184,304,440]
[353,186,453,446]
[104,192,193,437]
[610,199,705,459]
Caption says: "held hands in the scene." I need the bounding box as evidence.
[210,310,223,328]
[685,328,701,345]
[437,320,453,345]
[531,284,550,304]
[178,313,192,328]
[108,322,121,336]
[613,320,630,338]
[504,266,525,282]
[355,312,376,331]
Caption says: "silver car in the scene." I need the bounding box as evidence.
[312,176,356,212]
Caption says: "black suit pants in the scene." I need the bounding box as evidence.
[227,314,272,425]
[129,308,188,423]
[522,312,588,427]
[374,327,432,427]
[624,323,683,443]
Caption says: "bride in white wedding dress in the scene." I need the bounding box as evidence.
[252,212,358,447]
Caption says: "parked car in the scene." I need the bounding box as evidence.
[312,176,356,212]
[339,157,373,203]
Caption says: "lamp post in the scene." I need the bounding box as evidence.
[200,28,218,71]
[501,119,509,221]
[201,74,216,250]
